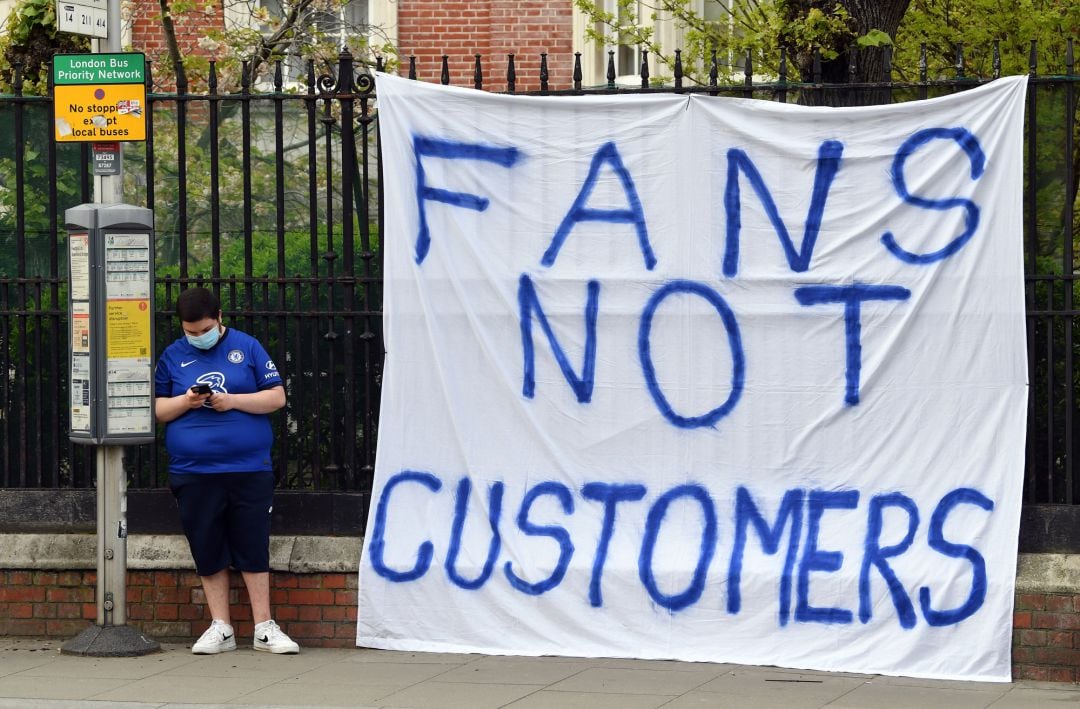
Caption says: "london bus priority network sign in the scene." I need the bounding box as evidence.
[53,53,146,142]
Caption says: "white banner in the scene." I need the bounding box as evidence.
[358,73,1029,682]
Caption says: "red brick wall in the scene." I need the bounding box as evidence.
[397,0,575,92]
[1012,592,1080,682]
[129,0,225,90]
[0,571,96,639]
[127,0,575,92]
[4,570,1076,680]
[0,570,358,648]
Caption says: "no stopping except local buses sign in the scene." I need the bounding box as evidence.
[53,53,146,142]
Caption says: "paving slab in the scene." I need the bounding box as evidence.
[988,687,1080,708]
[14,652,199,680]
[433,657,586,685]
[584,657,733,672]
[505,689,675,708]
[662,691,784,709]
[547,667,720,695]
[0,701,162,709]
[231,680,400,706]
[85,675,273,704]
[163,705,381,709]
[162,649,332,680]
[734,664,876,681]
[827,681,1009,709]
[880,675,1016,691]
[374,680,540,708]
[0,639,68,678]
[164,705,382,709]
[0,652,66,679]
[284,659,461,688]
[680,671,867,708]
[0,674,132,700]
[343,650,478,665]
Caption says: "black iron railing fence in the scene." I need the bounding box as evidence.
[1,52,382,497]
[0,41,1077,542]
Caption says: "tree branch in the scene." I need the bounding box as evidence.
[249,0,319,82]
[157,0,187,89]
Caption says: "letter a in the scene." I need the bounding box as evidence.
[542,142,656,270]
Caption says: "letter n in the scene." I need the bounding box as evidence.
[519,274,600,403]
[723,140,843,277]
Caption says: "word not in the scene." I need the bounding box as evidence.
[368,470,993,629]
[412,129,985,424]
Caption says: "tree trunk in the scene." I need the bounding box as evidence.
[782,0,912,106]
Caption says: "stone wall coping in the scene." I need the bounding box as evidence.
[0,534,362,574]
[1,534,1078,593]
[1015,553,1080,595]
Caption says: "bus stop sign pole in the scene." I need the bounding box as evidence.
[59,0,159,657]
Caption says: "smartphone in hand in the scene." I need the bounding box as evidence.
[190,384,212,396]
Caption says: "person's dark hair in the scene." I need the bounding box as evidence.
[176,287,220,323]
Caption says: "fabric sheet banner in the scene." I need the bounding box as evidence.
[358,73,1029,682]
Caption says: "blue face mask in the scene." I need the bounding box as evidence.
[186,324,221,350]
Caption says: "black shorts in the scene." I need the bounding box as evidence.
[169,471,274,576]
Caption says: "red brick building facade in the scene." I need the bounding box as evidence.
[396,0,575,91]
[127,0,578,92]
[128,1,226,89]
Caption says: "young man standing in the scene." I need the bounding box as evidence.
[155,287,299,655]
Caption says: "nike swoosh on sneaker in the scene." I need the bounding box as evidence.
[222,633,233,641]
[180,360,197,367]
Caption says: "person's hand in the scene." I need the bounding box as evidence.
[208,392,234,412]
[184,389,210,409]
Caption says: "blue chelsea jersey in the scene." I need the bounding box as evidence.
[155,328,283,474]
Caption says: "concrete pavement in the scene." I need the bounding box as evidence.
[0,637,1077,708]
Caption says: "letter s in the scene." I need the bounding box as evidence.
[919,487,994,626]
[882,127,986,264]
[504,481,575,595]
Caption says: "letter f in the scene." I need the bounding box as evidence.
[414,136,522,264]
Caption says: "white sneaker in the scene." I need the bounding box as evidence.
[253,619,300,654]
[191,619,236,655]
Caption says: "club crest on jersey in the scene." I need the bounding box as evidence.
[195,372,228,407]
[227,349,244,364]
[196,372,226,391]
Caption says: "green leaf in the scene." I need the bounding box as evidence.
[856,29,893,48]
